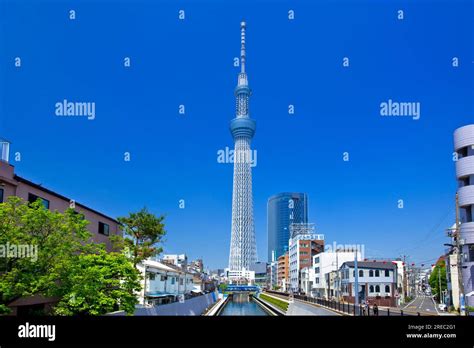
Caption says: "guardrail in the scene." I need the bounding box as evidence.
[293,294,429,316]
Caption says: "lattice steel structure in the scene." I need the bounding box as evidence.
[228,21,258,271]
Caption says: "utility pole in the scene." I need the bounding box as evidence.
[455,192,466,315]
[354,254,359,307]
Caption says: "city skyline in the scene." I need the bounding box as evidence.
[0,1,473,270]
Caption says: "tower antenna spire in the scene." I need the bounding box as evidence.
[240,20,246,73]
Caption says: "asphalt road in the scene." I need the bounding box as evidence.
[401,295,438,314]
[287,299,340,316]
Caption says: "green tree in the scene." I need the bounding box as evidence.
[429,259,447,302]
[0,197,140,315]
[54,247,141,315]
[115,208,166,268]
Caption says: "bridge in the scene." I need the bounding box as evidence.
[225,285,260,293]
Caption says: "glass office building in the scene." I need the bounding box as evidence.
[267,192,308,262]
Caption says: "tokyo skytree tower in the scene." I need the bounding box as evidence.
[228,21,258,271]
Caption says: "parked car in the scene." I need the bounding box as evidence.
[438,303,447,312]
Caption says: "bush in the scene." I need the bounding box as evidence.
[259,293,289,312]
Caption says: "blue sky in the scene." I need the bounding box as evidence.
[1,0,473,269]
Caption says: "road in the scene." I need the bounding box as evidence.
[401,295,439,315]
[287,299,340,316]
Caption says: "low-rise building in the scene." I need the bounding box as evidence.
[226,268,255,285]
[162,254,188,269]
[308,250,361,299]
[340,261,398,307]
[137,259,195,306]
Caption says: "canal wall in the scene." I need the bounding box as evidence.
[109,292,218,316]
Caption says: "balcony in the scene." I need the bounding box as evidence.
[454,125,474,151]
[458,185,474,207]
[456,155,474,179]
[460,222,474,244]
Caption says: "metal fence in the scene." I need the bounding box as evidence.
[293,294,421,316]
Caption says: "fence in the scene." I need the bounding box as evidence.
[293,294,421,316]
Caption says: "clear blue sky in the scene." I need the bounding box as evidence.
[1,0,473,269]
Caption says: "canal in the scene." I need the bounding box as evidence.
[219,293,269,316]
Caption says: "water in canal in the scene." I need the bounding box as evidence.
[219,293,269,316]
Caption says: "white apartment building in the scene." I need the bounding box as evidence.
[225,268,255,285]
[301,250,361,299]
[137,259,194,306]
[288,223,324,292]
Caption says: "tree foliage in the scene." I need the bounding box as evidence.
[115,207,166,268]
[429,259,447,302]
[0,197,141,315]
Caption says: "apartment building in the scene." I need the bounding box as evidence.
[340,261,398,307]
[0,141,120,251]
[277,252,289,291]
[288,223,324,292]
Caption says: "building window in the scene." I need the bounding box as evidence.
[161,275,166,281]
[315,267,320,274]
[98,222,110,236]
[171,277,175,285]
[369,270,374,277]
[359,270,363,277]
[375,285,380,293]
[468,245,474,262]
[148,272,155,280]
[369,285,374,293]
[385,269,390,277]
[375,270,380,277]
[353,270,355,277]
[314,257,320,264]
[28,193,50,209]
[385,285,390,294]
[0,188,3,203]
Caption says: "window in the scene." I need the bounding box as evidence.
[315,277,319,284]
[315,267,320,274]
[468,245,474,262]
[0,188,3,203]
[375,270,380,277]
[314,257,320,264]
[98,222,110,236]
[369,270,374,277]
[385,285,390,293]
[385,269,390,277]
[375,285,380,293]
[171,277,175,285]
[180,278,184,286]
[369,285,374,293]
[353,270,355,277]
[161,275,166,281]
[28,193,50,209]
[359,270,363,277]
[148,272,155,280]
